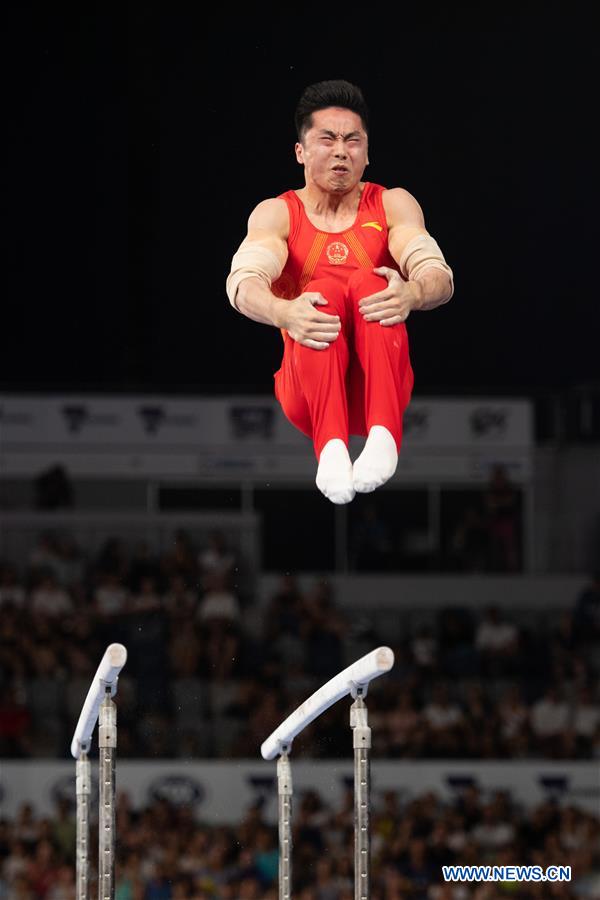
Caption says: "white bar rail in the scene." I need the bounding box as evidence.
[70,643,127,759]
[261,647,394,760]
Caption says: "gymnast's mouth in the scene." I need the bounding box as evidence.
[332,166,348,173]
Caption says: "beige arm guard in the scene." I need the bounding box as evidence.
[399,233,454,299]
[226,241,284,310]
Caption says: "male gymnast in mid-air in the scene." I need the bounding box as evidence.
[226,79,453,505]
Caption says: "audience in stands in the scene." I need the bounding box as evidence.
[0,789,597,898]
[1,530,600,765]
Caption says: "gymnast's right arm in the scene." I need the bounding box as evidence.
[226,198,290,326]
[226,199,341,349]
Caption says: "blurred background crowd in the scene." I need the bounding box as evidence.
[1,529,599,762]
[2,787,599,899]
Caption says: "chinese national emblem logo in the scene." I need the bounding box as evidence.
[326,242,349,265]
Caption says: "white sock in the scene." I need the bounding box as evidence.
[352,425,398,493]
[316,439,355,505]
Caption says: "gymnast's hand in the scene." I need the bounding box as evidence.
[359,267,419,326]
[279,293,342,350]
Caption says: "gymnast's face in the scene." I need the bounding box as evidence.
[295,107,369,193]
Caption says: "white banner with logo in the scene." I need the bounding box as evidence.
[0,395,532,482]
[1,760,597,821]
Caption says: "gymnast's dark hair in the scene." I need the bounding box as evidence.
[295,80,369,142]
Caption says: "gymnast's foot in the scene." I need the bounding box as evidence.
[352,425,398,493]
[316,439,355,504]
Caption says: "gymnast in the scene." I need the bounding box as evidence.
[227,79,453,504]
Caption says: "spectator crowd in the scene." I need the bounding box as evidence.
[1,531,599,762]
[1,787,599,898]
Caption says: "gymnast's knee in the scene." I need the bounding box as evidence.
[303,278,346,317]
[347,268,388,302]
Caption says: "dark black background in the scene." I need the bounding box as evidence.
[4,6,597,395]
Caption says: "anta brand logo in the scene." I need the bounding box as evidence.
[361,221,383,232]
[326,241,349,265]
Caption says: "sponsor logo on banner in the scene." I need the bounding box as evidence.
[538,775,569,797]
[148,775,205,807]
[61,405,118,433]
[0,406,31,425]
[244,775,276,811]
[62,405,89,433]
[403,406,430,437]
[137,407,196,435]
[446,774,478,791]
[246,774,276,800]
[138,406,166,434]
[470,407,508,438]
[342,775,354,792]
[230,407,274,440]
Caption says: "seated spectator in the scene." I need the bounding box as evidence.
[95,536,128,579]
[422,684,464,756]
[169,621,202,678]
[26,838,59,898]
[386,689,425,758]
[51,798,75,864]
[28,531,64,578]
[411,624,439,674]
[2,839,29,885]
[264,574,303,641]
[471,797,516,850]
[529,686,570,757]
[397,837,437,895]
[497,684,530,755]
[572,685,600,755]
[0,684,31,757]
[94,572,129,617]
[573,572,600,644]
[130,574,161,612]
[438,607,478,678]
[54,531,85,587]
[204,623,242,682]
[162,573,197,617]
[30,572,73,617]
[593,722,600,759]
[253,826,279,889]
[475,606,519,676]
[0,563,26,609]
[197,572,241,627]
[128,541,161,592]
[548,611,578,680]
[462,683,500,758]
[161,528,198,583]
[198,530,237,589]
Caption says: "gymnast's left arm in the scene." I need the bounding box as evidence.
[383,188,454,312]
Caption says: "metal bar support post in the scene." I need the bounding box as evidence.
[350,689,371,900]
[277,745,293,900]
[98,689,117,900]
[76,752,91,900]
